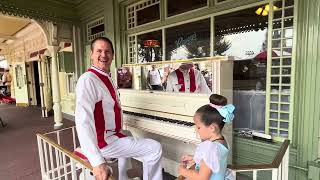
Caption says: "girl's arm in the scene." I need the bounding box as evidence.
[178,160,212,180]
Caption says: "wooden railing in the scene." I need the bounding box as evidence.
[177,140,290,180]
[36,126,113,180]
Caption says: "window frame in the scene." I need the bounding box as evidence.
[122,0,297,141]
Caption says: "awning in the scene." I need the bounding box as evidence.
[28,48,48,61]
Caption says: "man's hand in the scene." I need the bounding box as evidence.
[92,163,109,180]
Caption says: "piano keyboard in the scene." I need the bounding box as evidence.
[123,111,200,144]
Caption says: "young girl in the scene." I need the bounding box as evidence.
[178,94,235,180]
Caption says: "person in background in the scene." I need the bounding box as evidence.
[117,67,132,88]
[166,62,211,93]
[178,94,235,180]
[147,64,163,90]
[2,69,12,95]
[75,37,163,180]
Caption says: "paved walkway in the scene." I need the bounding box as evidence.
[0,104,74,180]
[0,104,176,180]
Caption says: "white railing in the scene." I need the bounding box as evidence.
[229,139,290,180]
[177,140,290,180]
[36,126,113,180]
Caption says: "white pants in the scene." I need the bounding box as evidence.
[100,136,163,180]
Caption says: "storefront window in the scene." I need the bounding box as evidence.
[215,6,268,132]
[137,30,162,63]
[166,19,210,60]
[167,0,207,17]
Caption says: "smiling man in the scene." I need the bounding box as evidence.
[75,37,163,180]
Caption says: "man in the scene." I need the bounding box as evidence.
[147,65,163,90]
[166,62,211,93]
[75,37,163,180]
[2,69,12,95]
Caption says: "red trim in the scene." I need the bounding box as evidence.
[175,69,185,92]
[30,51,39,58]
[88,68,122,132]
[94,101,107,148]
[115,132,126,138]
[39,48,46,54]
[64,42,72,48]
[175,69,196,92]
[74,150,88,161]
[189,69,196,92]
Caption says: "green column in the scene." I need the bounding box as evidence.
[294,0,320,179]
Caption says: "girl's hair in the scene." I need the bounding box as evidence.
[196,94,228,130]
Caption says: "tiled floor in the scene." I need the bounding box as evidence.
[0,104,176,180]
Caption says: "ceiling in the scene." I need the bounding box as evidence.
[0,14,31,52]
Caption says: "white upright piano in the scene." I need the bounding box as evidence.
[119,57,234,176]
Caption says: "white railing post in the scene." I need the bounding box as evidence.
[70,159,78,180]
[272,168,278,180]
[282,146,289,180]
[278,163,282,180]
[233,171,236,180]
[37,137,46,180]
[253,170,257,180]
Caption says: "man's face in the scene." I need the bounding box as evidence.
[91,40,114,72]
[180,63,194,70]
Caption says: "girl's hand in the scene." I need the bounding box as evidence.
[181,155,194,165]
[178,165,187,176]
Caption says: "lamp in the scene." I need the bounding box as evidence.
[255,4,279,16]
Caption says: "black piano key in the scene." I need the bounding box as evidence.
[123,111,194,127]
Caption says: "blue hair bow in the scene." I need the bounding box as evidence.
[216,104,235,123]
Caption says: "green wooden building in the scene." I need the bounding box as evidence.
[0,0,319,179]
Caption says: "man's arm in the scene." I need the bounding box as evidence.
[198,73,211,93]
[165,73,175,92]
[75,75,106,167]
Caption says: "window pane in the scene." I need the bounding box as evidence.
[219,6,269,132]
[167,0,207,17]
[166,19,210,60]
[137,30,162,63]
[119,62,213,94]
[137,4,160,26]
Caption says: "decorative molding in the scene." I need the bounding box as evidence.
[0,0,76,22]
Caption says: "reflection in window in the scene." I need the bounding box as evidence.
[147,65,164,90]
[215,6,268,132]
[137,30,162,63]
[123,62,212,94]
[167,0,207,17]
[117,67,133,89]
[166,19,210,60]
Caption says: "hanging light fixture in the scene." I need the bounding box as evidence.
[255,4,279,16]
